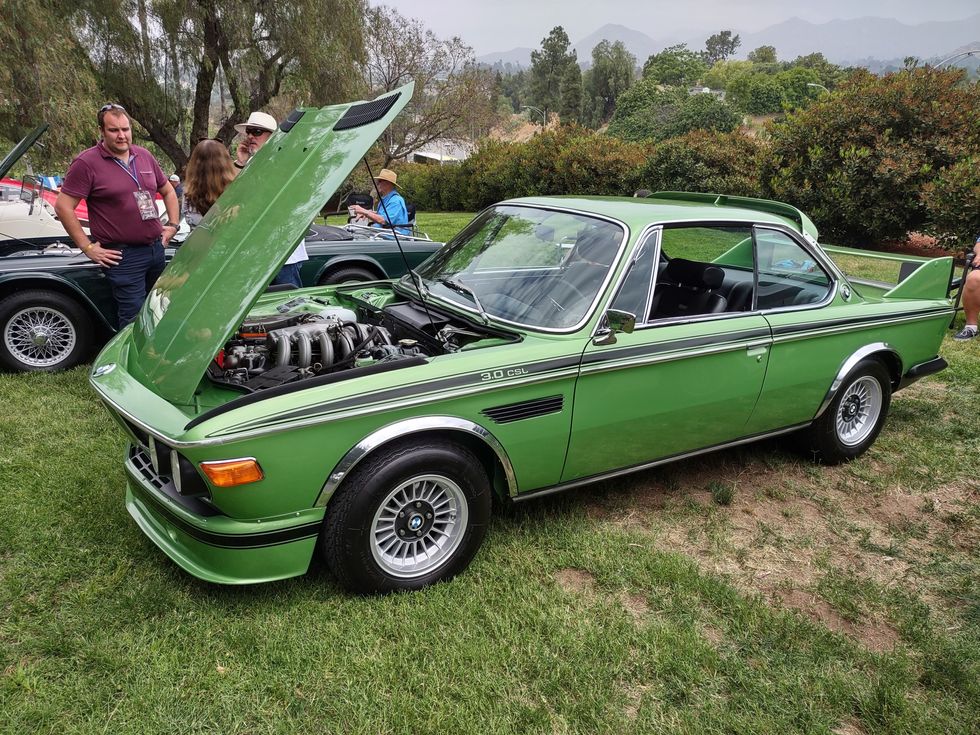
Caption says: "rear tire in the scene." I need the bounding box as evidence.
[0,289,93,372]
[800,358,892,464]
[321,439,491,594]
[321,266,378,285]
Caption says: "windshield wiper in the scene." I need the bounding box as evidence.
[438,275,489,324]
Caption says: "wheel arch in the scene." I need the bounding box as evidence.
[314,416,517,509]
[813,342,901,420]
[314,256,386,284]
[0,273,115,334]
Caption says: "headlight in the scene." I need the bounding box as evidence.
[169,450,209,497]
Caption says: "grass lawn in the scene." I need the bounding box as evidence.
[1,214,978,733]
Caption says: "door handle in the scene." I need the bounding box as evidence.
[746,345,768,361]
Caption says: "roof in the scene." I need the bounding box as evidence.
[505,193,820,241]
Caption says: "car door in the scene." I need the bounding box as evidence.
[562,224,772,482]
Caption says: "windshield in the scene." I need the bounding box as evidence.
[413,205,626,330]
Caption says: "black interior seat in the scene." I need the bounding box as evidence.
[726,280,754,311]
[651,258,728,318]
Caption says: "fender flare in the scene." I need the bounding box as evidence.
[0,271,115,332]
[313,255,386,284]
[314,416,517,508]
[813,342,902,420]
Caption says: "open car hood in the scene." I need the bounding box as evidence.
[129,84,414,405]
[0,124,47,181]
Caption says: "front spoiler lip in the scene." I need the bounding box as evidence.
[125,458,320,549]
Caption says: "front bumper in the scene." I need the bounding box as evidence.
[125,445,322,584]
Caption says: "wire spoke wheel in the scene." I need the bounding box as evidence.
[835,375,883,447]
[4,305,78,368]
[370,473,469,579]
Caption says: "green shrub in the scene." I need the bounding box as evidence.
[922,156,980,246]
[607,80,740,142]
[763,68,980,245]
[634,130,764,197]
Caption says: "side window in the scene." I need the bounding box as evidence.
[649,225,754,320]
[754,228,832,310]
[610,229,658,320]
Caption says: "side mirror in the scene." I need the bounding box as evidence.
[593,309,636,345]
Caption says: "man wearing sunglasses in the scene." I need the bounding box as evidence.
[232,111,309,288]
[56,103,180,327]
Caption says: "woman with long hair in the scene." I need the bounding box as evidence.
[183,139,235,228]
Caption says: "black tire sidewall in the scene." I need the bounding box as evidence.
[0,290,93,372]
[810,358,892,464]
[323,440,491,594]
[321,266,376,285]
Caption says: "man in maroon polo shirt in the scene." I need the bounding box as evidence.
[55,104,180,327]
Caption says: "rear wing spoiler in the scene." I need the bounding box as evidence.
[822,245,955,300]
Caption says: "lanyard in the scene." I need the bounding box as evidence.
[112,154,144,191]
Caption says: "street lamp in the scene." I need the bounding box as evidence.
[806,82,830,94]
[934,50,978,68]
[522,105,546,126]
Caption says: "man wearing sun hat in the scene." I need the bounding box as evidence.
[349,168,411,236]
[233,110,309,287]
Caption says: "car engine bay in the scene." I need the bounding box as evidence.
[207,293,511,392]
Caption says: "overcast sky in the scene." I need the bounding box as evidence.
[380,0,980,55]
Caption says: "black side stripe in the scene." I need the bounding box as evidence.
[128,469,320,549]
[581,327,771,366]
[770,307,951,337]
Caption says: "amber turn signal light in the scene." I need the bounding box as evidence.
[200,458,264,487]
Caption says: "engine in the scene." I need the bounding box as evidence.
[210,304,429,392]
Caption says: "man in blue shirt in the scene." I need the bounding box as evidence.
[350,169,410,236]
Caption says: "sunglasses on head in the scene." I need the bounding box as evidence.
[98,103,127,125]
[245,126,271,137]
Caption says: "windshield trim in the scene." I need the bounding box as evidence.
[418,202,631,335]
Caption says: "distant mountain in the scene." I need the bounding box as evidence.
[734,14,980,64]
[476,47,535,69]
[572,24,663,66]
[478,14,980,72]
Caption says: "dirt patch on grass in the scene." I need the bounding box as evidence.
[554,568,596,596]
[832,719,868,735]
[770,587,899,652]
[618,591,650,623]
[578,442,974,648]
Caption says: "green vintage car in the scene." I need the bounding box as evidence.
[90,84,953,593]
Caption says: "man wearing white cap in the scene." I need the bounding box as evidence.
[233,110,309,287]
[349,168,410,236]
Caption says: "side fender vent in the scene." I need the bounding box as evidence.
[333,92,401,131]
[481,395,564,424]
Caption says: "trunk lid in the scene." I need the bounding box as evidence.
[128,85,413,405]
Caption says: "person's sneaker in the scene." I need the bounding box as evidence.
[953,325,978,341]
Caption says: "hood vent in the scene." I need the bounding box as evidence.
[481,395,564,424]
[334,92,402,131]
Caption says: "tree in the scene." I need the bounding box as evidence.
[559,63,583,123]
[763,68,980,244]
[0,0,100,170]
[529,26,578,118]
[747,46,777,64]
[68,0,366,174]
[704,30,741,65]
[607,79,740,142]
[642,44,707,87]
[583,40,635,126]
[364,6,498,166]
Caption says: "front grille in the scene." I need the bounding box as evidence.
[128,446,219,516]
[480,395,564,424]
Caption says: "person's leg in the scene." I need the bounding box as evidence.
[104,245,151,328]
[954,268,980,340]
[272,263,303,288]
[144,238,166,293]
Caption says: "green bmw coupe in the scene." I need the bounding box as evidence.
[90,84,953,593]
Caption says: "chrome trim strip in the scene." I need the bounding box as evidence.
[313,416,517,507]
[512,423,809,503]
[579,337,768,376]
[812,342,900,420]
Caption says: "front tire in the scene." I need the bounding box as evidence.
[321,266,378,285]
[0,289,93,372]
[801,358,892,464]
[321,439,491,594]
